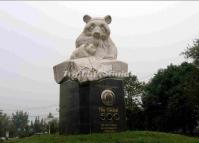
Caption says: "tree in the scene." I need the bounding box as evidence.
[0,112,10,137]
[142,62,199,133]
[123,73,145,130]
[0,111,14,138]
[123,72,145,109]
[182,39,199,66]
[32,117,47,133]
[47,113,54,119]
[33,116,41,133]
[12,111,29,137]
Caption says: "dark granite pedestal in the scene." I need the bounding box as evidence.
[59,78,126,134]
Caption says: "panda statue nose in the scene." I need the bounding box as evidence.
[93,32,100,39]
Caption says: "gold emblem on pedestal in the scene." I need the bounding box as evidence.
[101,89,115,106]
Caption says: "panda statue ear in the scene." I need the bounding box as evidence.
[104,15,112,24]
[83,15,91,23]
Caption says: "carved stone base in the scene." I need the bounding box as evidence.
[59,78,126,134]
[53,57,128,83]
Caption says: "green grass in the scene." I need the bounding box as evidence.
[6,131,199,143]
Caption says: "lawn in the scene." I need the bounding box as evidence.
[6,131,199,143]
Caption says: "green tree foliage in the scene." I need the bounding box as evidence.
[0,112,10,137]
[1,111,58,137]
[32,117,47,133]
[47,113,54,119]
[182,39,199,66]
[12,111,29,137]
[123,73,145,130]
[0,111,15,138]
[143,62,199,133]
[123,73,145,109]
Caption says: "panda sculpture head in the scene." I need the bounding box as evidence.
[82,15,112,41]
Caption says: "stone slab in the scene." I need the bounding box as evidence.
[53,57,128,84]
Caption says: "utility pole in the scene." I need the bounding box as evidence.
[48,123,50,135]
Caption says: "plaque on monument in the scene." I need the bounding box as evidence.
[89,78,126,133]
[53,15,128,134]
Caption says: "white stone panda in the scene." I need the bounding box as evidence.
[70,15,117,60]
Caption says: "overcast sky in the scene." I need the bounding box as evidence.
[1,1,199,119]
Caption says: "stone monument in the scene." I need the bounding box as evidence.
[53,15,128,134]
